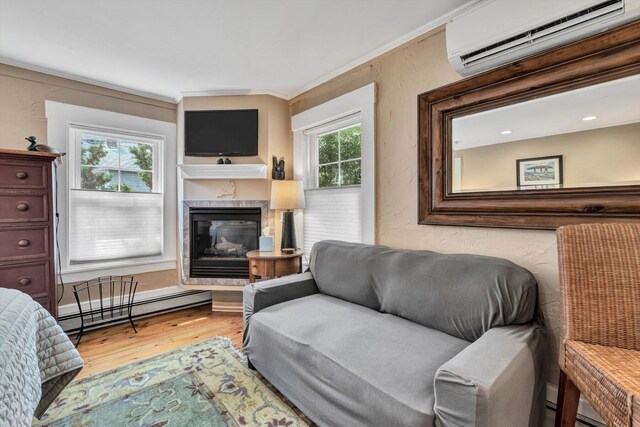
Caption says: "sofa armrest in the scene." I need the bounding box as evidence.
[242,272,318,354]
[434,324,547,427]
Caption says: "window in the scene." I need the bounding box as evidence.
[303,121,363,256]
[68,126,163,264]
[79,134,156,193]
[316,124,362,188]
[292,83,375,257]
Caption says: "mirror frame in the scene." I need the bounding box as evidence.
[418,21,640,229]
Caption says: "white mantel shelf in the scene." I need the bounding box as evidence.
[177,163,267,180]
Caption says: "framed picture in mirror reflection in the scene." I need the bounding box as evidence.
[516,155,563,189]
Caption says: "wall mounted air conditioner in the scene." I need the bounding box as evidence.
[447,0,640,76]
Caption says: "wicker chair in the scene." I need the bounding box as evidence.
[555,223,640,427]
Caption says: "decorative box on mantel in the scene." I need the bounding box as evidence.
[180,199,272,311]
[177,163,267,180]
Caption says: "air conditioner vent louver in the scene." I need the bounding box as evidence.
[460,0,624,67]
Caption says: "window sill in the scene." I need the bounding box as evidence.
[304,184,361,191]
[61,257,177,283]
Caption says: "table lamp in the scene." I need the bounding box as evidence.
[270,180,305,251]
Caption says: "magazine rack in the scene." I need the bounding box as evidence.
[72,275,138,345]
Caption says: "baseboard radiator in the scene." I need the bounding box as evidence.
[57,285,212,333]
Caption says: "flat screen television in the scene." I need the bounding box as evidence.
[184,109,258,156]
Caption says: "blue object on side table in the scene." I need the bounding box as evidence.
[259,236,274,252]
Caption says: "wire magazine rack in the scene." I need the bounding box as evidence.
[72,275,139,345]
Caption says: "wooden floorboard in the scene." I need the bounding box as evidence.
[74,304,243,379]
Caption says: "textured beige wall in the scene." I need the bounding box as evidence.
[456,123,640,191]
[290,27,564,384]
[0,64,176,148]
[0,64,179,299]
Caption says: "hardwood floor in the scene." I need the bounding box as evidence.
[74,304,243,379]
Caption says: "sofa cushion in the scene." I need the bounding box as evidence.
[309,240,381,310]
[249,294,469,427]
[310,240,538,342]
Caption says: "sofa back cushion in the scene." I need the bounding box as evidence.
[309,240,381,310]
[309,240,538,342]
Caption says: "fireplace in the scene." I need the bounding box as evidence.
[189,207,261,278]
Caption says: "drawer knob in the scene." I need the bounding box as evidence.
[15,171,28,179]
[18,239,30,247]
[16,203,29,211]
[18,277,31,286]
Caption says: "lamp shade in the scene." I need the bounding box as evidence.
[270,180,305,210]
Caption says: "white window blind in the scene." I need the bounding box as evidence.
[303,186,362,256]
[69,190,163,263]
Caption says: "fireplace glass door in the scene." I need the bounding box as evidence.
[190,208,261,278]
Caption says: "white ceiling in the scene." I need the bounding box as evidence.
[452,74,640,151]
[0,0,471,102]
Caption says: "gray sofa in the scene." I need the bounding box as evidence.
[243,241,547,427]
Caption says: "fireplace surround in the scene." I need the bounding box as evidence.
[181,200,270,286]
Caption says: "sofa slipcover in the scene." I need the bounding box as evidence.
[434,324,547,427]
[249,294,470,427]
[244,241,547,426]
[310,240,538,342]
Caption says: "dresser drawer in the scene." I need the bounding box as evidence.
[0,226,49,262]
[0,159,48,189]
[0,191,49,223]
[0,261,50,296]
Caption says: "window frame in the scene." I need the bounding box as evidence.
[45,101,177,284]
[292,83,376,251]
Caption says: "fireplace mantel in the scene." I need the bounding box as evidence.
[177,163,267,180]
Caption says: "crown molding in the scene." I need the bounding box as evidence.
[0,56,178,104]
[179,88,289,101]
[285,0,482,100]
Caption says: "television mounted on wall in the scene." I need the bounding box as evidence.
[184,109,258,156]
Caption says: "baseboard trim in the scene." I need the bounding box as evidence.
[57,285,212,332]
[546,384,604,426]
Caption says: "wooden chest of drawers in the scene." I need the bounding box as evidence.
[0,149,58,318]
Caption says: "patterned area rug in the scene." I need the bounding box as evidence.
[33,337,311,427]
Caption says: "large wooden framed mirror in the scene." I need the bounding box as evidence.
[418,21,640,229]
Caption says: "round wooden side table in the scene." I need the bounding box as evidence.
[246,249,304,283]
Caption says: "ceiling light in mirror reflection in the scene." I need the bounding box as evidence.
[452,74,640,151]
[450,74,640,193]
